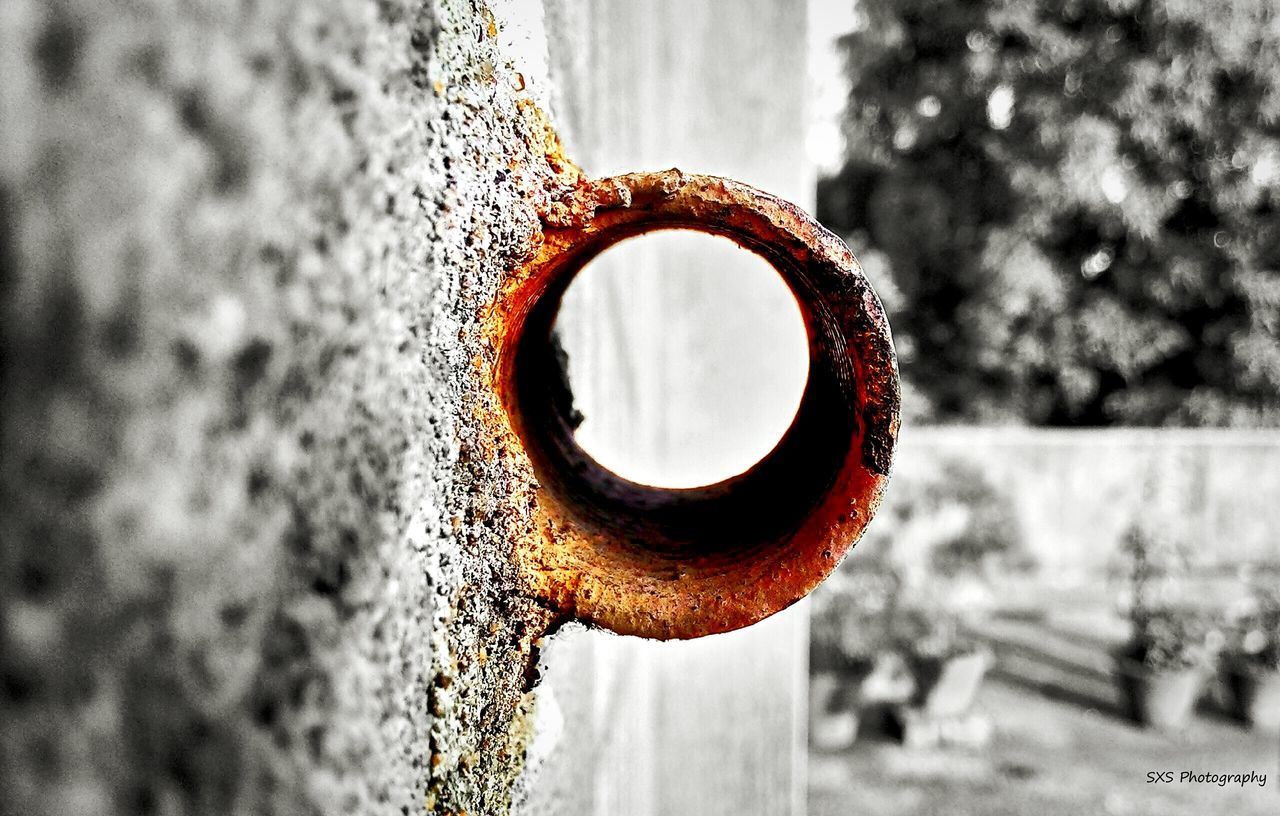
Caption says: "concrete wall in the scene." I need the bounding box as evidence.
[1,1,573,813]
[883,427,1280,584]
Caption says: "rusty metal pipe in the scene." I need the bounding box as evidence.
[483,170,899,640]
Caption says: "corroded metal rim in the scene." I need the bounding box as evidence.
[487,170,899,639]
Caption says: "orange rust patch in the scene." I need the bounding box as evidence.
[515,98,582,191]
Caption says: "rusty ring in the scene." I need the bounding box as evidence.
[491,171,899,639]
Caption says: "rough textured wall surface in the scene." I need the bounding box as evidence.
[1,1,568,813]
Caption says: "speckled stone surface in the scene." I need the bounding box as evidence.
[0,1,568,813]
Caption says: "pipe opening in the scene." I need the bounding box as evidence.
[491,172,899,637]
[506,222,857,565]
[552,230,809,489]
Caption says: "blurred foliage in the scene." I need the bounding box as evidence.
[1124,606,1223,671]
[1114,517,1190,615]
[1116,520,1224,669]
[889,603,983,660]
[926,461,1031,575]
[860,458,1034,578]
[821,0,1280,425]
[810,555,985,672]
[1225,580,1280,670]
[810,558,902,669]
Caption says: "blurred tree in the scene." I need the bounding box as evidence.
[820,0,1280,425]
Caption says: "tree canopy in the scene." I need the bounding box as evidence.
[820,0,1280,425]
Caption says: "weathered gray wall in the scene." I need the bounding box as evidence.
[883,427,1280,583]
[1,1,569,813]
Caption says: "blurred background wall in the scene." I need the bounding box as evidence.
[887,428,1280,584]
[516,1,816,814]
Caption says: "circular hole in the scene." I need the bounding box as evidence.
[553,230,810,489]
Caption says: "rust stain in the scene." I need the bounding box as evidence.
[476,163,900,640]
[516,98,582,192]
